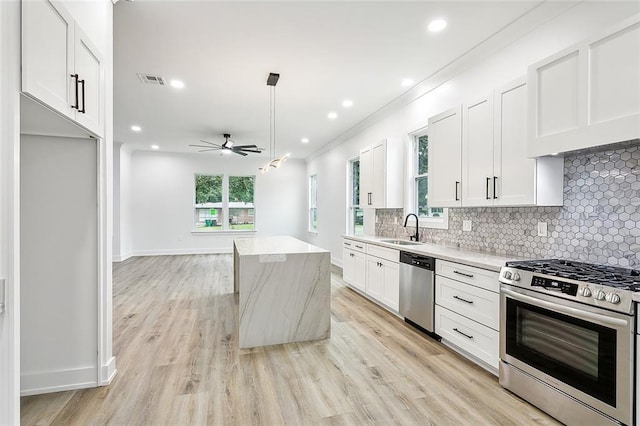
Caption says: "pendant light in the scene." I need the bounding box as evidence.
[259,72,290,172]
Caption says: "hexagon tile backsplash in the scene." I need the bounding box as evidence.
[376,144,640,268]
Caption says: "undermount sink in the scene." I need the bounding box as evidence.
[380,239,423,246]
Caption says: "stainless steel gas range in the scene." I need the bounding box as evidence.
[499,259,640,426]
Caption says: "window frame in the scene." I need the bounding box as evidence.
[347,157,363,236]
[406,127,449,230]
[308,174,318,233]
[192,173,257,234]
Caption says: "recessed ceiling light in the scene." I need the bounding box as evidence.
[328,112,338,119]
[428,19,447,32]
[342,99,353,108]
[301,138,310,143]
[401,78,414,87]
[151,145,159,150]
[170,79,185,89]
[550,152,559,156]
[131,125,141,132]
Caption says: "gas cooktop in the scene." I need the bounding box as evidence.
[500,259,640,314]
[505,259,640,290]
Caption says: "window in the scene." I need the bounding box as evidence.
[194,174,255,232]
[309,174,318,232]
[411,133,448,228]
[348,158,363,235]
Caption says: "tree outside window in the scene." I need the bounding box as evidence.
[415,135,444,218]
[194,174,255,231]
[348,159,363,235]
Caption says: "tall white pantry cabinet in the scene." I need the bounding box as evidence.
[19,0,115,397]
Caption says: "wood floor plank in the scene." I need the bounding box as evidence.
[21,254,559,425]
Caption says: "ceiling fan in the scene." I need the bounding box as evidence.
[190,133,265,156]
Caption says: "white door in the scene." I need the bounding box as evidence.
[428,106,462,207]
[22,0,75,119]
[462,96,494,207]
[0,2,21,423]
[371,142,385,208]
[74,25,104,137]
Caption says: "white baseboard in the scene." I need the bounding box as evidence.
[331,256,343,269]
[132,247,231,256]
[21,366,97,396]
[112,252,132,262]
[100,356,117,385]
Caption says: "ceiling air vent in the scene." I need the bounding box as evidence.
[137,73,166,86]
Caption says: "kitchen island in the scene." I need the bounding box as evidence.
[233,236,331,349]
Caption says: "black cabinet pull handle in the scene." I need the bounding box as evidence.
[493,176,498,199]
[345,242,351,246]
[455,181,460,201]
[349,253,354,257]
[453,328,474,339]
[486,177,491,199]
[70,74,79,110]
[453,270,474,278]
[453,295,474,304]
[355,245,363,249]
[79,79,86,113]
[368,192,372,205]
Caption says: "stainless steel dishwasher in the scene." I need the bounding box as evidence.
[399,251,438,338]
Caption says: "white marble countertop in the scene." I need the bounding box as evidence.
[343,235,521,272]
[234,236,329,256]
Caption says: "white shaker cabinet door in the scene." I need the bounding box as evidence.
[73,26,104,137]
[462,95,494,207]
[22,0,75,119]
[428,106,462,207]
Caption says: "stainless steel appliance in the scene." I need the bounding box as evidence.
[499,259,639,426]
[399,251,437,336]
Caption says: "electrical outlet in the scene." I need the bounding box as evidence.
[537,221,548,237]
[463,220,472,232]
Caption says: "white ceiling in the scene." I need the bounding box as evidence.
[114,1,567,159]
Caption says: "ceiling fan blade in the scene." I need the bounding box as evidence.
[232,150,248,156]
[190,144,222,149]
[238,149,264,154]
[199,139,218,145]
[232,144,259,149]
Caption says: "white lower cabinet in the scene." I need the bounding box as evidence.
[343,239,399,313]
[435,260,500,373]
[435,305,499,369]
[342,239,366,293]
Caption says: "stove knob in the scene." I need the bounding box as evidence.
[503,271,512,280]
[606,293,621,304]
[580,287,592,297]
[512,272,521,282]
[594,290,606,301]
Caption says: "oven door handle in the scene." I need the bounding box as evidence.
[501,287,629,328]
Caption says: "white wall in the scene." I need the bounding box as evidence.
[126,151,307,255]
[305,2,640,266]
[113,143,133,261]
[0,1,22,423]
[20,135,99,395]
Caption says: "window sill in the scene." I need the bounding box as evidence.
[191,229,257,235]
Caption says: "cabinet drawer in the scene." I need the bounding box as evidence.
[436,260,499,292]
[366,244,399,262]
[435,276,499,330]
[343,239,366,253]
[435,305,499,370]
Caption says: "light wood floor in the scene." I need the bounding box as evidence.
[21,254,558,425]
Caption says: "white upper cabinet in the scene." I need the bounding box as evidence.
[494,79,564,206]
[22,0,75,118]
[428,106,462,208]
[359,138,403,209]
[429,79,564,208]
[528,14,640,157]
[462,96,494,207]
[22,0,105,138]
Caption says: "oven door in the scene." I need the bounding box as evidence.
[500,285,633,424]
